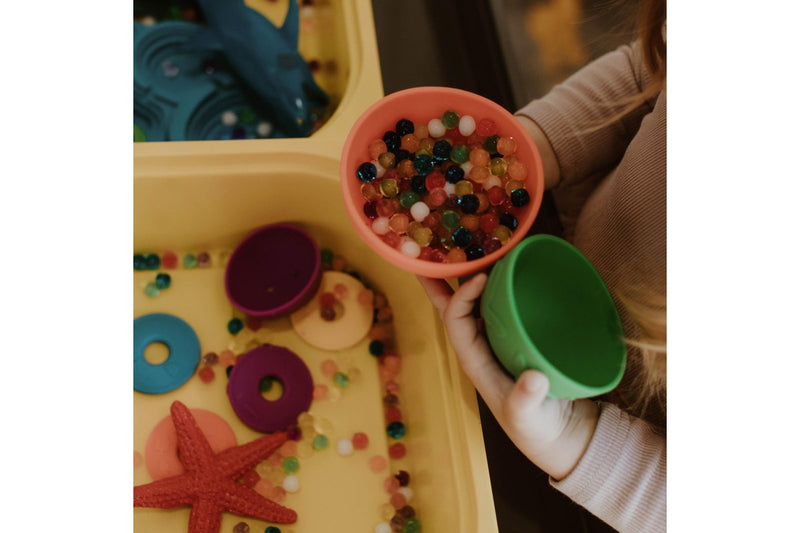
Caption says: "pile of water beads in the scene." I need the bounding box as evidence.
[355,110,531,263]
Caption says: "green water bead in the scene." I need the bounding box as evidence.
[320,248,333,268]
[228,318,244,335]
[134,124,146,142]
[312,434,330,450]
[403,518,421,533]
[441,210,461,230]
[239,108,256,124]
[399,191,419,209]
[282,456,300,474]
[411,226,433,247]
[484,135,500,153]
[454,180,474,197]
[333,372,350,388]
[380,178,399,198]
[155,273,171,289]
[144,282,160,297]
[183,254,198,269]
[450,144,469,164]
[441,110,460,129]
[490,157,508,176]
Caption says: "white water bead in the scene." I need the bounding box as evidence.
[337,438,354,456]
[485,175,503,190]
[409,201,430,222]
[443,182,456,195]
[372,159,386,178]
[460,161,473,176]
[375,523,392,533]
[397,486,413,502]
[400,238,421,258]
[282,475,300,493]
[256,121,273,137]
[372,217,390,235]
[140,15,156,26]
[458,115,476,136]
[221,111,237,126]
[427,118,446,138]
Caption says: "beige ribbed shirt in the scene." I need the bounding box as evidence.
[516,42,666,533]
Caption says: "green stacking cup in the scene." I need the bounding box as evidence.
[481,234,627,399]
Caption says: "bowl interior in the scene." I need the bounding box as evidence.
[510,237,625,387]
[341,87,544,278]
[225,224,321,317]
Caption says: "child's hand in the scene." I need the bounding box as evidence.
[417,273,599,480]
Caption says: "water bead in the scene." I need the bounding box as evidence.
[424,171,445,191]
[144,253,160,270]
[469,148,490,167]
[504,179,525,195]
[457,194,479,214]
[453,180,473,197]
[413,154,435,175]
[492,224,513,244]
[334,372,350,388]
[313,384,329,401]
[337,438,354,456]
[362,183,381,201]
[417,138,434,156]
[460,160,473,176]
[475,192,490,214]
[440,210,461,230]
[369,139,387,159]
[370,455,388,473]
[441,110,460,129]
[389,443,407,460]
[257,121,273,137]
[476,118,498,137]
[403,518,421,533]
[395,149,412,163]
[400,239,421,258]
[426,188,447,207]
[395,118,415,136]
[451,226,473,247]
[409,201,430,222]
[499,212,518,230]
[373,160,387,178]
[450,144,469,164]
[485,175,503,191]
[395,470,410,486]
[496,136,518,155]
[375,523,392,533]
[154,273,171,290]
[469,166,491,184]
[282,456,300,474]
[411,226,433,246]
[427,118,445,138]
[321,358,339,377]
[378,152,397,169]
[312,435,330,450]
[221,111,237,126]
[391,514,406,531]
[228,318,244,334]
[134,254,147,270]
[414,123,428,139]
[445,248,467,263]
[487,186,507,206]
[479,212,500,233]
[507,159,528,181]
[357,162,378,182]
[202,352,219,366]
[383,131,401,152]
[320,306,336,321]
[388,213,410,234]
[511,188,530,207]
[490,157,508,176]
[372,217,391,235]
[399,191,419,209]
[380,179,399,198]
[459,214,480,232]
[352,432,369,450]
[376,198,397,217]
[465,244,485,261]
[233,522,250,533]
[458,115,476,136]
[400,134,420,153]
[484,237,502,255]
[198,366,214,383]
[444,165,464,183]
[390,492,407,510]
[383,232,401,249]
[432,140,451,161]
[422,211,442,229]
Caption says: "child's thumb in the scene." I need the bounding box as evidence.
[504,370,550,424]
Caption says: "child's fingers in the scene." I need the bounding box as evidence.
[416,276,454,320]
[503,370,550,428]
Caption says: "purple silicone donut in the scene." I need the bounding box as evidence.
[227,345,313,433]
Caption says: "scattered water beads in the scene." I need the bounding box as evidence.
[357,109,531,262]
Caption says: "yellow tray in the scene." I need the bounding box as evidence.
[134,2,498,531]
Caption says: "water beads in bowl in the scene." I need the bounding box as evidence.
[354,110,531,263]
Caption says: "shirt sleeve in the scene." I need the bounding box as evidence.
[515,42,655,189]
[550,402,666,533]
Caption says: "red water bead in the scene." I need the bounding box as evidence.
[418,247,435,262]
[496,136,518,156]
[388,443,407,460]
[466,132,485,146]
[424,171,445,190]
[246,317,262,331]
[384,393,400,407]
[376,198,397,218]
[320,306,336,321]
[352,432,369,450]
[161,251,178,269]
[385,407,403,423]
[421,212,441,231]
[480,212,500,233]
[476,118,498,137]
[198,366,215,383]
[389,213,410,234]
[484,238,502,255]
[390,492,407,510]
[384,168,401,181]
[395,470,410,486]
[364,201,378,219]
[332,255,347,270]
[501,198,516,212]
[426,188,448,208]
[487,186,506,206]
[400,134,420,152]
[382,355,402,372]
[319,292,337,307]
[369,324,392,341]
[369,139,387,159]
[385,380,400,394]
[445,128,467,144]
[374,292,389,308]
[429,249,447,262]
[469,148,491,167]
[241,470,261,488]
[385,476,401,493]
[376,306,394,322]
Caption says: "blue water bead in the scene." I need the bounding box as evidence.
[227,318,244,335]
[395,118,415,136]
[499,212,518,230]
[432,140,451,161]
[145,254,161,270]
[465,244,485,261]
[451,226,473,247]
[395,149,412,162]
[445,165,464,183]
[357,162,378,183]
[510,188,530,207]
[264,527,282,533]
[410,175,428,195]
[387,421,406,439]
[232,126,246,139]
[457,194,479,214]
[383,130,401,153]
[413,154,435,176]
[369,339,386,356]
[134,254,147,270]
[155,273,171,289]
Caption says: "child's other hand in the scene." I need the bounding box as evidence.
[417,273,599,480]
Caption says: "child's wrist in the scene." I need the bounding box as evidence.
[543,399,600,481]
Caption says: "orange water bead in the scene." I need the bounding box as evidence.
[475,192,490,213]
[268,452,283,467]
[385,380,400,394]
[374,292,388,308]
[385,476,401,493]
[369,455,388,473]
[397,159,416,178]
[426,188,448,207]
[369,139,387,159]
[389,213,410,234]
[390,492,407,510]
[269,486,287,504]
[382,355,402,372]
[496,136,518,155]
[507,159,528,180]
[352,432,369,450]
[279,440,299,457]
[313,384,329,401]
[422,211,442,229]
[505,180,525,195]
[380,365,399,383]
[358,289,375,307]
[400,134,420,152]
[414,123,429,139]
[469,148,491,167]
[460,214,480,232]
[218,349,236,367]
[376,306,394,322]
[321,359,339,377]
[332,255,347,270]
[445,248,467,263]
[369,323,392,341]
[469,166,491,184]
[254,478,273,497]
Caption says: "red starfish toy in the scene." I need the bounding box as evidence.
[134,401,297,532]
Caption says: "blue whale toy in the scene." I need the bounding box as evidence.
[185,0,329,137]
